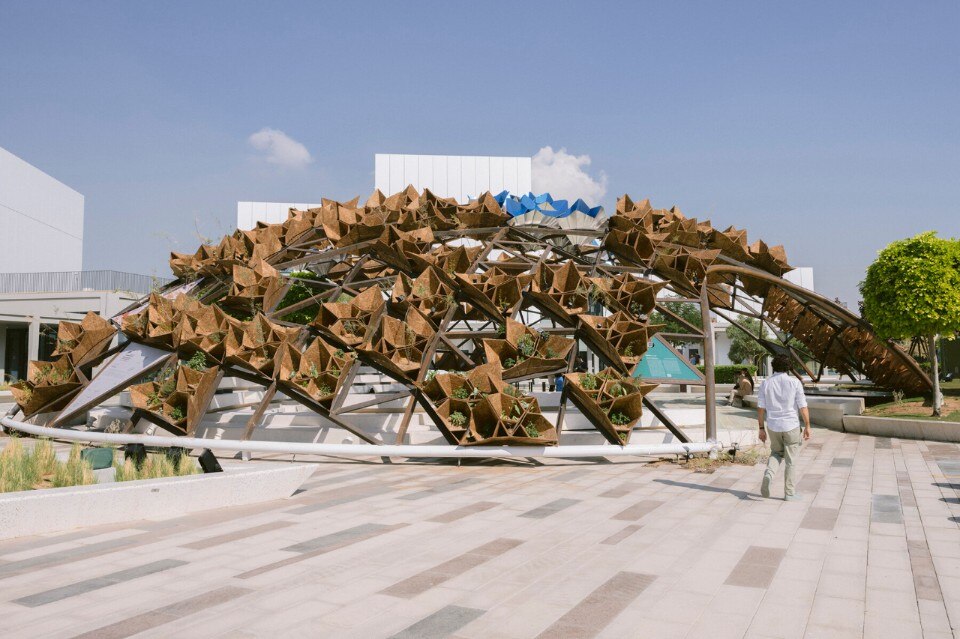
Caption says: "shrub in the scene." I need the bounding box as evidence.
[449,411,467,427]
[52,443,97,488]
[696,364,757,384]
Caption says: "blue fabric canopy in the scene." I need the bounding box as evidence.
[490,191,603,219]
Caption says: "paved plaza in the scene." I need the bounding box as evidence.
[1,426,959,639]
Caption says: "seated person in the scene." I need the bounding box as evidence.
[728,368,755,407]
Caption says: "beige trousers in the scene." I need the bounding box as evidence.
[763,427,801,496]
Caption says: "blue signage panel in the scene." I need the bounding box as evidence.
[632,335,703,382]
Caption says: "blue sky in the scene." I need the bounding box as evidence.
[2,1,957,304]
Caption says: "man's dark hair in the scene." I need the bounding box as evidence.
[772,354,792,373]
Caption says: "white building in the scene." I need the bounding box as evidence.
[0,146,159,382]
[0,146,84,272]
[238,154,534,231]
[374,154,532,204]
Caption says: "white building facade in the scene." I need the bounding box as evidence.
[239,154,534,231]
[374,154,531,205]
[0,146,84,273]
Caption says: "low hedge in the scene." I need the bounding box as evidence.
[696,364,757,384]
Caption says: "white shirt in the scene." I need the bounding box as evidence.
[757,372,808,432]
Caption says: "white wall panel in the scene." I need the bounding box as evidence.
[418,156,434,195]
[237,201,320,231]
[0,146,84,273]
[389,155,404,194]
[433,156,448,197]
[403,155,419,191]
[446,156,462,202]
[373,154,532,204]
[517,158,532,197]
[474,157,489,199]
[489,157,504,195]
[502,157,519,195]
[374,155,389,195]
[460,156,477,202]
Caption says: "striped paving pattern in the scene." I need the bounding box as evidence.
[0,428,958,638]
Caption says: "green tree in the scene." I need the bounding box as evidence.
[860,232,960,416]
[726,317,769,368]
[649,302,702,338]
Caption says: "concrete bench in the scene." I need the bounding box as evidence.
[742,394,864,430]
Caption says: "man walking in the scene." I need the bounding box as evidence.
[757,354,811,500]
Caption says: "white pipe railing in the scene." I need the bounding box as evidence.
[1,416,718,460]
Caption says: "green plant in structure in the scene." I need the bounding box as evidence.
[452,387,471,400]
[57,338,78,352]
[618,431,628,443]
[169,405,186,422]
[581,373,598,391]
[317,384,332,396]
[34,364,70,385]
[516,334,536,358]
[185,351,207,371]
[545,347,557,359]
[343,319,364,336]
[252,316,266,346]
[524,424,540,438]
[609,411,631,426]
[496,324,506,337]
[336,293,353,303]
[308,362,321,379]
[449,411,467,428]
[504,358,517,369]
[623,343,634,358]
[609,383,626,398]
[276,273,320,324]
[424,370,437,382]
[334,349,345,358]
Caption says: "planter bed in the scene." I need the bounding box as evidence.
[0,461,313,541]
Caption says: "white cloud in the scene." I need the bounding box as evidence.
[248,127,312,168]
[531,146,607,203]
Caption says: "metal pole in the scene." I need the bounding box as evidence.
[1,416,719,460]
[700,280,717,442]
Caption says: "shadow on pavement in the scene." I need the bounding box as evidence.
[654,478,761,501]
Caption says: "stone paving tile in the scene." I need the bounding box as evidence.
[71,585,252,638]
[535,571,656,639]
[180,520,295,550]
[1,426,959,638]
[599,524,643,545]
[13,559,186,608]
[800,507,839,531]
[519,498,580,519]
[390,605,485,639]
[611,499,663,521]
[428,502,499,523]
[237,523,409,579]
[381,539,523,599]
